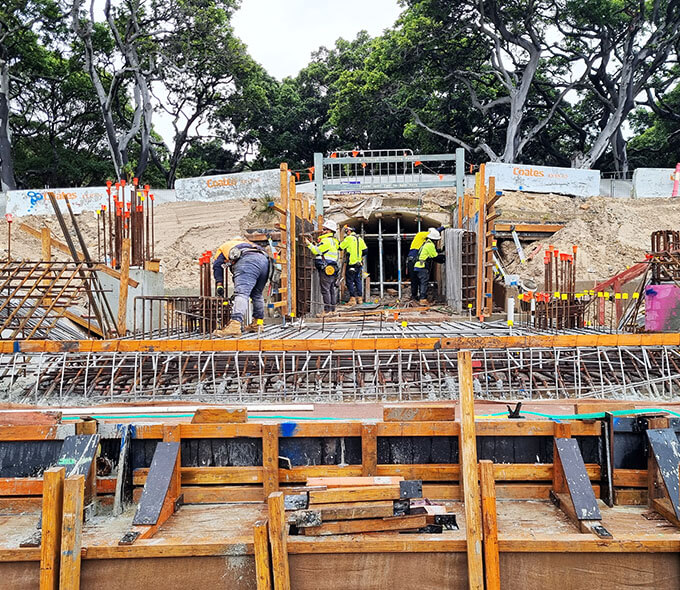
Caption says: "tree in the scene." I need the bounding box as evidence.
[0,0,61,190]
[70,0,158,181]
[556,0,680,171]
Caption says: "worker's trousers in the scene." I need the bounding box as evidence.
[345,264,363,297]
[319,269,338,312]
[413,268,430,300]
[231,253,269,324]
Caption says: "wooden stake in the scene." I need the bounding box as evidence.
[267,492,290,590]
[117,237,131,336]
[263,424,280,497]
[479,460,500,590]
[552,422,571,494]
[41,227,52,261]
[59,474,85,590]
[288,177,297,317]
[163,425,181,499]
[40,467,65,590]
[253,519,272,590]
[361,423,377,476]
[458,350,484,590]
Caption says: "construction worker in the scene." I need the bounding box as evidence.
[212,238,269,337]
[407,225,445,300]
[339,225,367,305]
[306,220,340,313]
[412,228,445,305]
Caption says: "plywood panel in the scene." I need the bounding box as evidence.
[80,556,256,590]
[289,553,468,590]
[499,552,680,589]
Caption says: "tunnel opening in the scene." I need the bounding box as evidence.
[338,211,446,301]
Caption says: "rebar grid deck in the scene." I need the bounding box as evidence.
[5,343,679,403]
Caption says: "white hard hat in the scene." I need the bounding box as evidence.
[427,228,441,240]
[323,219,338,232]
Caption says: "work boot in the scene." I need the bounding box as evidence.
[357,297,363,305]
[347,296,357,306]
[214,319,242,337]
[244,319,262,333]
[419,299,429,306]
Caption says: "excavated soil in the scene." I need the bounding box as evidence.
[4,188,678,292]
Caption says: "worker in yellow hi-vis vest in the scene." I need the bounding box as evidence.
[306,219,340,313]
[407,225,445,300]
[412,228,445,305]
[339,225,367,306]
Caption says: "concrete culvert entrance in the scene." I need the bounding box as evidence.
[338,211,445,301]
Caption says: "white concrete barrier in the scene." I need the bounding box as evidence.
[632,168,676,198]
[484,162,600,197]
[175,169,279,203]
[7,186,177,216]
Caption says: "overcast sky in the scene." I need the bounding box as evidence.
[231,0,403,80]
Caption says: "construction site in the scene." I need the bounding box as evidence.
[3,148,680,590]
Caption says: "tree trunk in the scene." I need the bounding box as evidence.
[0,61,16,191]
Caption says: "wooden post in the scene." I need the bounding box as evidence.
[458,350,484,590]
[262,424,279,497]
[280,163,289,315]
[163,425,181,499]
[288,176,297,317]
[41,227,52,261]
[484,177,496,317]
[267,492,290,590]
[479,460,500,590]
[361,423,377,477]
[253,519,273,590]
[476,165,486,321]
[40,467,65,590]
[59,474,85,590]
[552,422,571,493]
[117,237,131,336]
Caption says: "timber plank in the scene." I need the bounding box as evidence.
[308,485,401,504]
[458,350,484,590]
[59,475,84,590]
[39,467,64,590]
[302,514,427,536]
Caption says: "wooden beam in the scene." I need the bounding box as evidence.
[494,223,565,234]
[308,485,401,504]
[9,332,680,354]
[382,405,455,422]
[263,424,279,497]
[458,350,484,590]
[267,492,290,590]
[306,477,403,488]
[303,514,427,536]
[59,474,85,590]
[18,223,139,287]
[40,467,65,590]
[479,460,500,590]
[361,423,377,476]
[552,422,571,493]
[307,500,396,520]
[41,227,52,261]
[191,407,247,423]
[117,237,131,336]
[253,519,272,590]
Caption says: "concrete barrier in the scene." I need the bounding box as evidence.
[632,168,676,198]
[484,162,600,197]
[7,186,176,216]
[175,169,279,203]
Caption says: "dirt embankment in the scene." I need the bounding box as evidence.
[5,199,277,293]
[496,192,680,287]
[4,189,678,292]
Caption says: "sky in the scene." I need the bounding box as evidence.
[231,0,403,80]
